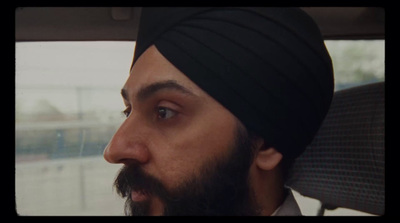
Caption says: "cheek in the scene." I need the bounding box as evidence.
[152,107,239,190]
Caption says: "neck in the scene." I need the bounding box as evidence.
[248,162,285,216]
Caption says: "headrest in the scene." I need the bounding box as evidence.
[286,82,385,215]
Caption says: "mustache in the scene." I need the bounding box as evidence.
[113,162,169,200]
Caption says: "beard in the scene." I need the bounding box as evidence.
[113,125,259,216]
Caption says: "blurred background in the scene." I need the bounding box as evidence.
[15,40,384,215]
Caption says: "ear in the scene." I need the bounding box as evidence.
[254,138,283,171]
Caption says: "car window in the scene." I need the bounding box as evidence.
[325,40,385,91]
[15,41,134,215]
[15,40,384,215]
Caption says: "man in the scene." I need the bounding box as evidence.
[103,7,334,216]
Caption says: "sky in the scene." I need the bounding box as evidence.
[16,41,135,87]
[16,41,136,117]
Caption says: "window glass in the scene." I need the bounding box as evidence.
[16,41,135,215]
[324,40,385,91]
[15,40,383,215]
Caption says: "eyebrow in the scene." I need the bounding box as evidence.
[121,80,196,102]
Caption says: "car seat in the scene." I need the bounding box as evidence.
[286,81,385,215]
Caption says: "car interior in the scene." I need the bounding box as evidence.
[15,7,385,216]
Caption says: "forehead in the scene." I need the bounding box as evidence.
[124,45,203,97]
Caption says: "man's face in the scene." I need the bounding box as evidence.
[104,45,258,215]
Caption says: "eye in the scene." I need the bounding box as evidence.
[157,106,177,120]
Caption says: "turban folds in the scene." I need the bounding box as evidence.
[131,7,334,160]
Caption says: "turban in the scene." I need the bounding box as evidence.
[131,7,334,160]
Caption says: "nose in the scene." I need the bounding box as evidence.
[103,117,150,165]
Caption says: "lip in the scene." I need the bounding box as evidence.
[131,189,149,202]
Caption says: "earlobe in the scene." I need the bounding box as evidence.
[255,145,283,171]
